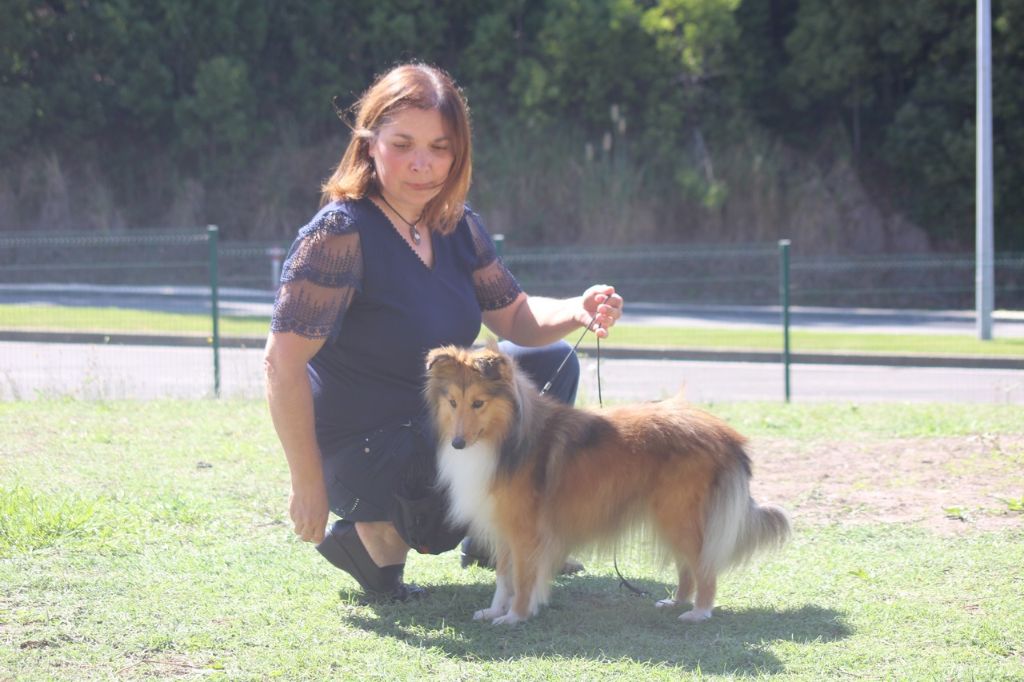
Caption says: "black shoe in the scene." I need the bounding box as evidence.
[460,537,495,569]
[560,557,585,575]
[316,520,428,602]
[459,537,585,575]
[358,579,428,604]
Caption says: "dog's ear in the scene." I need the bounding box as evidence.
[472,348,509,381]
[425,346,459,372]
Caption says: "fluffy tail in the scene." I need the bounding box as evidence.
[699,462,791,577]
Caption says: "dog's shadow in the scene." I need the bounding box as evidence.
[344,576,851,674]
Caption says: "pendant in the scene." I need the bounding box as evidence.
[409,224,422,245]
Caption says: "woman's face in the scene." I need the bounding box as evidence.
[368,107,454,217]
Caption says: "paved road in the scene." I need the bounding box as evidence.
[586,357,1024,404]
[3,342,1022,404]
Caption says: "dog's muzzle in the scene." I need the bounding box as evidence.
[451,436,466,450]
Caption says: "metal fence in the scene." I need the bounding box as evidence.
[502,243,782,305]
[1,229,1022,402]
[498,241,1024,310]
[0,228,221,398]
[213,235,1024,312]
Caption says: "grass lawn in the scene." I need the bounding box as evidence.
[4,303,1023,357]
[0,304,268,338]
[589,325,1024,357]
[2,399,1022,680]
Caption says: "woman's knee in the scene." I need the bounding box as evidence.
[547,344,579,405]
[356,521,410,565]
[499,340,579,405]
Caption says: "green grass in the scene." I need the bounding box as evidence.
[4,303,1023,356]
[0,304,268,337]
[591,325,1024,357]
[2,399,1023,680]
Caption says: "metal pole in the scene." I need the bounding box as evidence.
[493,234,505,342]
[976,0,994,339]
[267,245,286,289]
[779,240,791,403]
[208,225,221,397]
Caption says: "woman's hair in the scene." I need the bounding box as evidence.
[321,63,472,235]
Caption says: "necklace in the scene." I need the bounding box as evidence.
[378,194,423,245]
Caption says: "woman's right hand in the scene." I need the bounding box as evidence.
[265,331,332,544]
[289,477,329,544]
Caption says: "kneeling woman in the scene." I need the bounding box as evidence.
[264,63,623,600]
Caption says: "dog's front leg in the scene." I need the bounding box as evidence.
[473,546,512,621]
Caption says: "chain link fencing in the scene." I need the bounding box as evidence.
[1,229,1022,402]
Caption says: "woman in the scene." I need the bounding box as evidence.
[264,63,623,601]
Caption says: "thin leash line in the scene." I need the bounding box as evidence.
[538,312,648,598]
[600,335,644,597]
[539,314,599,396]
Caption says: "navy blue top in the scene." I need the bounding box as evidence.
[270,197,522,451]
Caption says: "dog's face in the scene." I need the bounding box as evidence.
[425,345,517,449]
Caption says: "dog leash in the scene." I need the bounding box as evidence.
[540,313,648,598]
[539,315,600,398]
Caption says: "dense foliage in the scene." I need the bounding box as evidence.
[2,0,1021,250]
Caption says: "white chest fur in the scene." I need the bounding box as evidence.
[436,441,499,542]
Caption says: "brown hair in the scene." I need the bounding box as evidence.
[321,63,472,235]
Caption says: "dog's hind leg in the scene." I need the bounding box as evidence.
[679,571,716,623]
[664,531,716,622]
[656,561,694,609]
[650,492,702,612]
[474,546,513,621]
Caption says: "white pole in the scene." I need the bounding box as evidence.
[267,246,286,289]
[976,0,994,339]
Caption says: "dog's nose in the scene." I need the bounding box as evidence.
[451,436,466,450]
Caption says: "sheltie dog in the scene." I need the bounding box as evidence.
[424,344,790,625]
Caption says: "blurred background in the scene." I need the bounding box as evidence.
[3,0,1023,256]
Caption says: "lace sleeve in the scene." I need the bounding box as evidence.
[270,210,363,340]
[466,209,523,311]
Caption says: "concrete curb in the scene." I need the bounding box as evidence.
[3,331,1022,370]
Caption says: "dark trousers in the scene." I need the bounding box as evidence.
[498,339,579,406]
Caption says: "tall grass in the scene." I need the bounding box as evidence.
[2,117,931,257]
[0,486,102,555]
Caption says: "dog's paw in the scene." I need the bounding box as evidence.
[678,608,712,623]
[491,611,526,626]
[655,598,680,609]
[473,606,507,621]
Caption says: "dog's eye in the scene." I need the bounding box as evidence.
[471,399,484,409]
[449,399,457,408]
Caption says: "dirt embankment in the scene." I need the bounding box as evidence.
[748,434,1024,534]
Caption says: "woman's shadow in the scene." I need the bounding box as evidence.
[344,575,851,674]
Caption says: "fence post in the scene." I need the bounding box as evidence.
[267,245,286,289]
[493,235,505,341]
[208,225,221,398]
[779,239,791,403]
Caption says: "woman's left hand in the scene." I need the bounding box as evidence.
[580,284,624,338]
